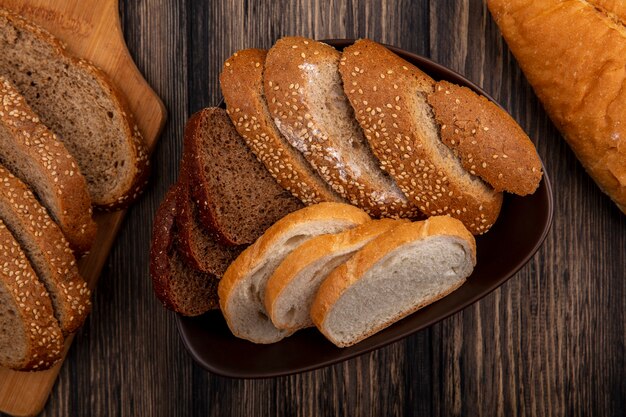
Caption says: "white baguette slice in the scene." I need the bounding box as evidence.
[218,202,371,344]
[265,218,405,331]
[311,216,476,347]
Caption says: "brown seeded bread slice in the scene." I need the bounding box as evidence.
[220,48,342,205]
[263,37,420,219]
[0,8,150,209]
[0,219,63,371]
[339,39,503,235]
[0,76,96,253]
[184,107,304,246]
[0,165,90,334]
[175,169,243,276]
[311,216,476,347]
[150,184,219,316]
[427,80,543,195]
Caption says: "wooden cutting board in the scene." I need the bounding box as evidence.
[0,0,166,415]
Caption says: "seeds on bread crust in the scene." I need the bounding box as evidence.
[339,39,502,234]
[0,220,63,371]
[220,48,342,205]
[428,81,543,195]
[0,76,96,253]
[0,166,90,334]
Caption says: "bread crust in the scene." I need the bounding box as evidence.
[0,76,96,253]
[263,37,420,219]
[428,80,543,195]
[0,8,150,210]
[220,48,342,205]
[218,202,371,337]
[488,0,626,213]
[310,216,476,347]
[0,220,63,371]
[339,39,503,234]
[0,166,90,334]
[264,218,404,330]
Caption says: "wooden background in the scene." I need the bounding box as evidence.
[4,0,623,416]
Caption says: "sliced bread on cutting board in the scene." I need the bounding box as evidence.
[218,202,371,344]
[0,166,90,334]
[339,39,503,234]
[0,76,96,253]
[183,107,304,246]
[263,37,420,219]
[220,48,342,205]
[0,8,150,209]
[265,218,404,331]
[311,215,476,347]
[0,219,63,371]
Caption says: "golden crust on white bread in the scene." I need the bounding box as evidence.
[265,218,405,331]
[220,48,342,205]
[427,81,543,195]
[263,37,421,219]
[339,39,503,234]
[218,202,370,344]
[0,220,63,371]
[311,216,476,347]
[488,0,626,213]
[0,77,96,253]
[0,166,90,334]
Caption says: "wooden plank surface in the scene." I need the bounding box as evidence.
[1,0,625,416]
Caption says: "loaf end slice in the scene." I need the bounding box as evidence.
[150,185,219,316]
[311,216,476,347]
[264,37,421,219]
[0,220,63,371]
[0,8,150,209]
[0,76,96,253]
[184,107,304,246]
[428,80,543,195]
[340,39,502,234]
[220,48,342,205]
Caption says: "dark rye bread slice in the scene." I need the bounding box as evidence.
[220,48,342,205]
[0,76,96,253]
[0,220,63,371]
[175,169,243,276]
[427,81,543,195]
[0,166,90,334]
[263,37,420,219]
[0,8,150,209]
[339,39,503,235]
[150,185,219,316]
[184,107,304,246]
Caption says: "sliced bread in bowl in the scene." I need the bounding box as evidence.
[311,216,476,347]
[265,218,405,331]
[218,202,371,344]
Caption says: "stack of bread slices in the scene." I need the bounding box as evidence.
[150,37,543,347]
[0,9,150,370]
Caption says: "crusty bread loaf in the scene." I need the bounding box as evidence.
[339,39,503,234]
[427,80,543,195]
[311,216,476,347]
[218,202,371,344]
[0,76,96,253]
[263,37,420,219]
[175,169,243,277]
[488,0,626,213]
[183,107,304,246]
[265,218,403,331]
[220,48,342,205]
[0,166,90,334]
[0,8,150,209]
[150,185,219,316]
[0,219,63,371]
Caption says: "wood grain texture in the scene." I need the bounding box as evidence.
[2,0,625,416]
